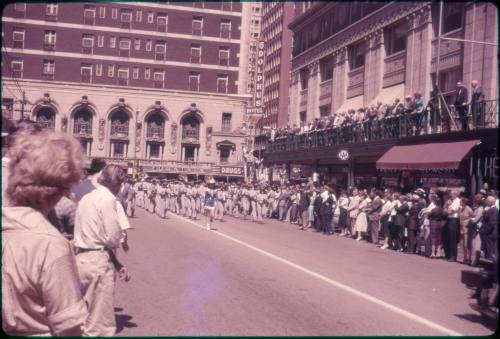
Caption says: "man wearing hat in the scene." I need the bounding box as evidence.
[72,158,107,202]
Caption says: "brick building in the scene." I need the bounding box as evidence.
[2,2,253,180]
[259,1,294,129]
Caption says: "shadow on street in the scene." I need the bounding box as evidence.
[454,313,497,333]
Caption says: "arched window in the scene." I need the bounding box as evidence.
[181,115,200,140]
[146,112,165,139]
[73,109,93,135]
[110,111,129,137]
[35,107,56,130]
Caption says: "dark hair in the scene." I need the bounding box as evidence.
[87,158,107,175]
[98,165,126,189]
[5,119,42,147]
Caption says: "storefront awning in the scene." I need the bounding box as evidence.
[376,140,481,170]
[369,83,405,106]
[336,94,364,113]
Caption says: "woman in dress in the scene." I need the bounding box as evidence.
[428,194,445,258]
[337,190,350,236]
[467,194,484,266]
[354,191,370,241]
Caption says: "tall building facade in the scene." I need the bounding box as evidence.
[2,2,253,180]
[288,2,498,125]
[260,1,294,129]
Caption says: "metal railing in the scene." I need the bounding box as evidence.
[266,100,498,153]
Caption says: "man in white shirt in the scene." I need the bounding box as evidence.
[74,165,130,336]
[445,190,461,261]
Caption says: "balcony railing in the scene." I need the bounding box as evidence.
[266,100,498,154]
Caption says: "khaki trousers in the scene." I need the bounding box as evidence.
[76,250,116,337]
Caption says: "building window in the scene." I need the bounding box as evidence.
[385,22,407,56]
[46,4,58,20]
[349,42,366,69]
[14,3,26,11]
[146,39,152,51]
[189,72,200,91]
[319,56,334,82]
[81,63,92,83]
[432,67,462,105]
[96,63,102,76]
[157,13,168,32]
[97,34,104,47]
[217,74,228,94]
[107,65,114,77]
[147,11,154,23]
[12,28,25,49]
[153,70,165,88]
[134,38,140,50]
[117,67,129,86]
[119,37,131,57]
[221,112,232,132]
[99,6,106,18]
[43,30,56,50]
[11,60,23,78]
[82,34,94,54]
[110,36,116,48]
[442,3,464,34]
[319,105,331,117]
[42,59,55,80]
[136,10,142,22]
[219,147,231,163]
[221,2,232,11]
[155,41,166,61]
[145,67,151,80]
[83,5,96,25]
[299,68,308,90]
[132,66,139,79]
[299,111,307,123]
[192,16,203,36]
[111,7,118,20]
[220,19,231,39]
[120,9,132,28]
[219,47,230,66]
[2,98,14,119]
[149,144,160,159]
[190,44,201,63]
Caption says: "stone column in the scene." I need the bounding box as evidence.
[194,147,198,162]
[364,30,384,105]
[405,5,433,101]
[86,141,91,157]
[181,146,186,161]
[289,70,300,125]
[332,48,348,112]
[307,60,320,119]
[110,142,115,158]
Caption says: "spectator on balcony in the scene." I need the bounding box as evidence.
[391,98,404,116]
[414,92,425,135]
[454,81,469,131]
[470,80,484,128]
[366,105,378,139]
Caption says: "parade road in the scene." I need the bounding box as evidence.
[114,209,495,336]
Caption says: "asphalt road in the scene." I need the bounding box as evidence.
[114,208,496,336]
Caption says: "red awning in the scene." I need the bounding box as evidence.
[376,140,481,170]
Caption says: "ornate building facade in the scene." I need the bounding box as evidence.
[2,2,253,180]
[288,2,498,124]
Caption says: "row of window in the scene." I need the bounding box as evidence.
[266,37,282,57]
[12,4,233,39]
[262,5,283,31]
[8,59,230,93]
[263,22,283,42]
[12,28,233,66]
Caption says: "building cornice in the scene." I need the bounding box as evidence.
[290,2,429,72]
[288,2,332,31]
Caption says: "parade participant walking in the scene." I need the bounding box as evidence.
[74,165,131,336]
[72,158,107,202]
[204,180,217,230]
[2,131,88,336]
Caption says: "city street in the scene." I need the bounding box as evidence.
[114,209,495,336]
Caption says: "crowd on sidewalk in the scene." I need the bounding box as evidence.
[134,176,498,266]
[263,80,491,143]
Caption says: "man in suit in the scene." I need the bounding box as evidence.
[368,191,383,245]
[454,81,469,131]
[470,80,484,128]
[347,189,360,238]
[394,195,410,251]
